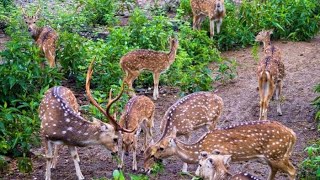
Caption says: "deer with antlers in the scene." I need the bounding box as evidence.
[144,91,224,173]
[39,60,133,180]
[22,7,58,68]
[255,29,285,120]
[117,95,155,171]
[146,121,296,180]
[191,0,226,38]
[120,37,178,100]
[195,151,261,180]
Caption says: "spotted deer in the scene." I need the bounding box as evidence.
[120,37,178,100]
[147,121,296,180]
[39,61,132,180]
[255,29,285,120]
[117,95,155,171]
[144,91,224,173]
[195,151,261,180]
[22,7,58,68]
[191,0,226,37]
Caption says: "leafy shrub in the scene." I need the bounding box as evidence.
[299,84,320,179]
[0,5,62,172]
[78,0,118,26]
[312,84,320,122]
[178,0,320,51]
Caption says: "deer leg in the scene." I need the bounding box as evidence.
[118,150,124,169]
[152,72,160,100]
[270,159,296,180]
[192,14,199,30]
[132,139,138,171]
[216,18,223,34]
[182,163,188,173]
[68,146,84,180]
[276,81,282,116]
[209,19,215,38]
[44,139,53,180]
[51,144,60,169]
[125,71,139,97]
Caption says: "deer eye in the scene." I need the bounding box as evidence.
[131,141,134,144]
[113,138,118,143]
[159,147,164,151]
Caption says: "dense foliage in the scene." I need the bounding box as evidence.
[178,0,320,50]
[299,84,320,179]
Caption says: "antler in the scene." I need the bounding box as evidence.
[85,58,134,133]
[34,5,41,18]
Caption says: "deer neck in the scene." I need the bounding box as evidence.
[168,43,177,64]
[32,26,43,41]
[174,140,199,164]
[263,38,271,50]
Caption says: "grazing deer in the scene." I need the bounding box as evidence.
[144,91,224,173]
[39,60,132,180]
[195,151,261,180]
[118,95,155,171]
[22,7,58,68]
[120,37,179,100]
[191,0,226,37]
[146,121,296,180]
[255,29,285,120]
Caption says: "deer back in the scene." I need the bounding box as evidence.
[39,86,117,147]
[119,95,154,130]
[150,121,296,165]
[191,0,226,19]
[160,91,223,138]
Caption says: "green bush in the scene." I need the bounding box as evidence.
[299,84,320,179]
[0,4,62,171]
[178,0,320,51]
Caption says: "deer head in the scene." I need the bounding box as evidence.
[215,0,225,13]
[21,6,41,37]
[195,150,232,180]
[255,29,273,43]
[144,127,178,171]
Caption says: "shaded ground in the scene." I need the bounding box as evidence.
[1,33,319,179]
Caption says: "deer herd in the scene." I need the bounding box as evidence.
[29,0,295,180]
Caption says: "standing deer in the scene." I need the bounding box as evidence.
[146,121,296,180]
[195,151,261,180]
[120,37,179,100]
[39,60,133,180]
[144,91,224,173]
[22,7,58,68]
[255,29,285,120]
[191,0,226,37]
[118,95,155,171]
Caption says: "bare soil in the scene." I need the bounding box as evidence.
[1,32,319,179]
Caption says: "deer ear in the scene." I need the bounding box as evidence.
[269,29,274,34]
[100,124,108,131]
[223,155,232,165]
[212,149,221,155]
[200,151,208,159]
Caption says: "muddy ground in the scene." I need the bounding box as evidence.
[1,27,319,179]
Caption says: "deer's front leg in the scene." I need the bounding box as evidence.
[216,18,223,34]
[44,140,53,180]
[209,19,215,38]
[68,146,84,180]
[132,138,138,171]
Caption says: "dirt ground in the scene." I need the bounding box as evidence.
[1,29,319,179]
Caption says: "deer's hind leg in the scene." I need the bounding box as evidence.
[124,70,139,97]
[268,159,296,180]
[43,139,53,180]
[276,80,283,116]
[152,72,160,100]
